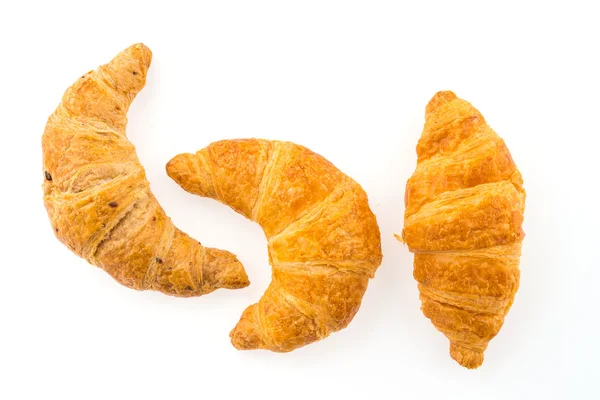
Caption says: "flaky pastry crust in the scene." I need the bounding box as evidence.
[401,91,526,369]
[42,44,249,297]
[167,139,382,351]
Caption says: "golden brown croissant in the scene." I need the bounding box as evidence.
[400,91,526,369]
[42,44,249,297]
[166,139,382,351]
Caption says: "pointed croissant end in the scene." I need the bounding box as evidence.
[450,343,484,369]
[203,247,250,290]
[230,304,266,350]
[105,43,153,97]
[166,152,218,198]
[425,90,457,115]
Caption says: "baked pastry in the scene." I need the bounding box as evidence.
[42,44,249,297]
[400,91,526,369]
[167,139,382,351]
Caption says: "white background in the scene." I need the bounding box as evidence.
[1,1,598,399]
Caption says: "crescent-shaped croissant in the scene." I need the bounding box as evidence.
[42,44,249,297]
[401,91,526,369]
[166,139,382,351]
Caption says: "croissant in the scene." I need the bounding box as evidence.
[400,91,526,369]
[166,139,382,351]
[42,44,249,297]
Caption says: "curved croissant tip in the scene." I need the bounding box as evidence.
[165,153,189,182]
[450,343,484,369]
[128,43,152,63]
[202,247,250,290]
[425,90,457,116]
[104,43,153,94]
[111,43,152,71]
[230,304,264,351]
[217,258,250,290]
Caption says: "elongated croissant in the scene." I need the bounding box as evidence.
[166,139,382,351]
[401,91,526,369]
[42,44,249,297]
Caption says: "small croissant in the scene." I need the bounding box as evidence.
[401,91,526,369]
[42,44,249,297]
[167,139,383,351]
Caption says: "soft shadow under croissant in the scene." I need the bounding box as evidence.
[167,139,383,352]
[42,44,249,297]
[401,91,526,369]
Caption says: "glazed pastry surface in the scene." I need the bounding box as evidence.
[167,139,382,351]
[42,44,249,297]
[401,91,525,368]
